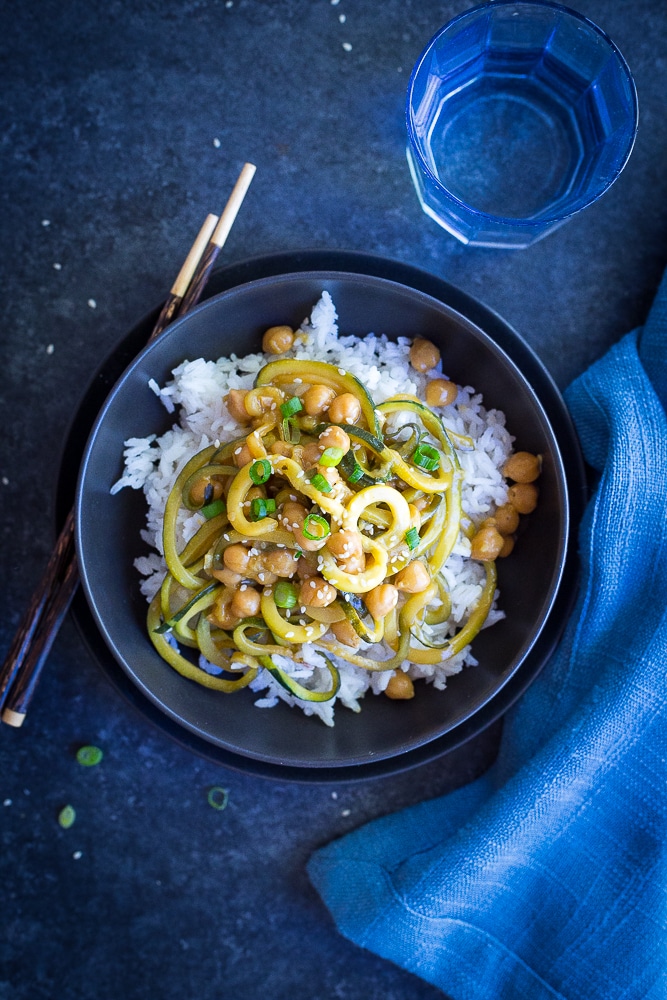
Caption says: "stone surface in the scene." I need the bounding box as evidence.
[1,1,665,998]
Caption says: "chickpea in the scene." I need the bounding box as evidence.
[302,384,336,417]
[298,576,337,608]
[318,425,351,454]
[270,440,294,457]
[233,442,253,468]
[425,378,458,408]
[295,551,319,580]
[280,501,308,531]
[326,528,364,564]
[300,441,324,467]
[503,451,541,483]
[226,389,252,423]
[394,559,431,593]
[188,475,224,508]
[409,337,440,373]
[328,392,361,426]
[293,524,328,552]
[209,595,240,631]
[317,465,341,489]
[499,535,515,558]
[262,325,295,355]
[385,671,415,700]
[493,503,520,536]
[247,560,278,587]
[365,583,399,621]
[507,482,539,514]
[470,525,504,561]
[230,585,261,619]
[330,618,361,649]
[223,543,252,576]
[209,566,243,587]
[261,548,300,578]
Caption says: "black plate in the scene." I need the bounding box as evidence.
[59,250,586,782]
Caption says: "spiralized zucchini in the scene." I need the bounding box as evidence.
[145,351,538,706]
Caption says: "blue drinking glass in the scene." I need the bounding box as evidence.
[406,1,638,248]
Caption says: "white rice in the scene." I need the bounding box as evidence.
[111,292,514,726]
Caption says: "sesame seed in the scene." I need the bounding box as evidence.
[73,851,83,860]
[87,299,97,309]
[286,631,295,638]
[213,137,221,148]
[294,378,302,384]
[240,584,247,591]
[46,344,54,355]
[53,262,62,270]
[234,447,242,455]
[339,12,346,21]
[41,219,50,227]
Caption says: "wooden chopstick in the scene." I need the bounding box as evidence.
[0,163,256,727]
[148,212,219,342]
[178,162,256,315]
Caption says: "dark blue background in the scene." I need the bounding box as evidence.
[1,2,665,998]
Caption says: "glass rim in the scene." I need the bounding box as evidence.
[405,0,639,229]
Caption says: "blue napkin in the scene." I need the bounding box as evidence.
[308,270,667,999]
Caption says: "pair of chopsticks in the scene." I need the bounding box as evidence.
[0,162,257,728]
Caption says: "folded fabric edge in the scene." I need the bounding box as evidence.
[306,853,566,1000]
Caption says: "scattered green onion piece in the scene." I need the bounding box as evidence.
[347,462,364,483]
[200,498,226,520]
[280,396,303,418]
[207,787,229,811]
[274,581,299,609]
[250,497,276,520]
[411,442,440,472]
[319,447,344,467]
[405,527,420,551]
[302,512,330,541]
[76,745,103,767]
[309,471,332,494]
[249,459,271,485]
[58,805,76,829]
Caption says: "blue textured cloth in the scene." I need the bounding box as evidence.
[308,270,667,999]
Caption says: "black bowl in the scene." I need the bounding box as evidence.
[75,270,570,770]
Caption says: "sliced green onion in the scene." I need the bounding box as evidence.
[411,442,440,472]
[207,787,229,811]
[58,805,76,829]
[200,498,226,520]
[319,447,344,467]
[405,527,420,551]
[274,581,299,609]
[280,416,301,443]
[76,745,103,767]
[309,471,332,494]
[280,396,303,418]
[250,497,276,520]
[249,459,271,485]
[302,512,330,541]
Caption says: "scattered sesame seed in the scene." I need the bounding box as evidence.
[294,378,302,384]
[41,219,50,227]
[1,477,7,486]
[264,589,272,596]
[239,584,247,591]
[223,533,230,541]
[46,344,54,355]
[73,851,83,860]
[88,298,97,309]
[3,799,11,806]
[286,631,295,638]
[213,137,221,148]
[53,262,62,270]
[234,447,242,455]
[331,791,338,799]
[225,0,233,6]
[342,42,352,52]
[339,12,346,22]
[341,809,351,817]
